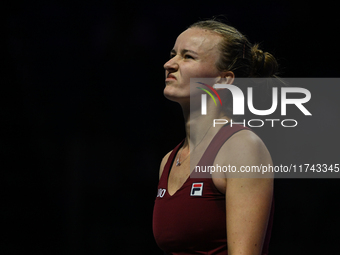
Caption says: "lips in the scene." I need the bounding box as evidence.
[166,73,177,81]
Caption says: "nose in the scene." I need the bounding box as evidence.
[164,56,179,73]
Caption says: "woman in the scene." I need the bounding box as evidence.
[153,19,276,255]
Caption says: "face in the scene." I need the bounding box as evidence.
[163,28,224,103]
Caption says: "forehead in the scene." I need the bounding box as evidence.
[174,28,222,54]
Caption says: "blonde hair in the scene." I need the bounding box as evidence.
[189,20,279,78]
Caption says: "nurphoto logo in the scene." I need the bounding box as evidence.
[195,80,312,128]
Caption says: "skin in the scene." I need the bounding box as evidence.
[163,28,225,104]
[160,27,274,255]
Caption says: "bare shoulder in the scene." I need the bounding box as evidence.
[159,150,173,180]
[222,129,271,160]
[229,129,266,147]
[214,129,273,178]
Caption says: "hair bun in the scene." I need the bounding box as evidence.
[251,44,278,77]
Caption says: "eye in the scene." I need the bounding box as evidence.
[184,54,194,59]
[169,53,175,59]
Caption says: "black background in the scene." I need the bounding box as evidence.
[3,0,340,254]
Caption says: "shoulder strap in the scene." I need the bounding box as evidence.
[198,124,250,167]
[160,140,184,184]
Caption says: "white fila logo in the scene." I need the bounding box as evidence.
[157,188,166,198]
[190,182,203,196]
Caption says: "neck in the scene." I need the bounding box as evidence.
[180,99,230,152]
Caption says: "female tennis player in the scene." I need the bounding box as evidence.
[153,19,277,255]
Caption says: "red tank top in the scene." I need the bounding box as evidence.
[153,124,274,255]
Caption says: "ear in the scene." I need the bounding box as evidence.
[217,71,235,84]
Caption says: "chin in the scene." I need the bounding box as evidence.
[163,90,179,102]
[163,87,187,103]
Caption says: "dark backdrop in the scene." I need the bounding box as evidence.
[3,0,340,254]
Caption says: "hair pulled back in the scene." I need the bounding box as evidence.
[189,20,279,78]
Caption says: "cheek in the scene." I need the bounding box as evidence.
[196,65,220,78]
[182,64,219,79]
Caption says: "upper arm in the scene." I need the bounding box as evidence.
[226,178,273,255]
[159,151,172,180]
[218,130,274,255]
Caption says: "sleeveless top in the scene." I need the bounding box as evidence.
[153,124,274,255]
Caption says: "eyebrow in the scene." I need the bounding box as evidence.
[170,49,199,55]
